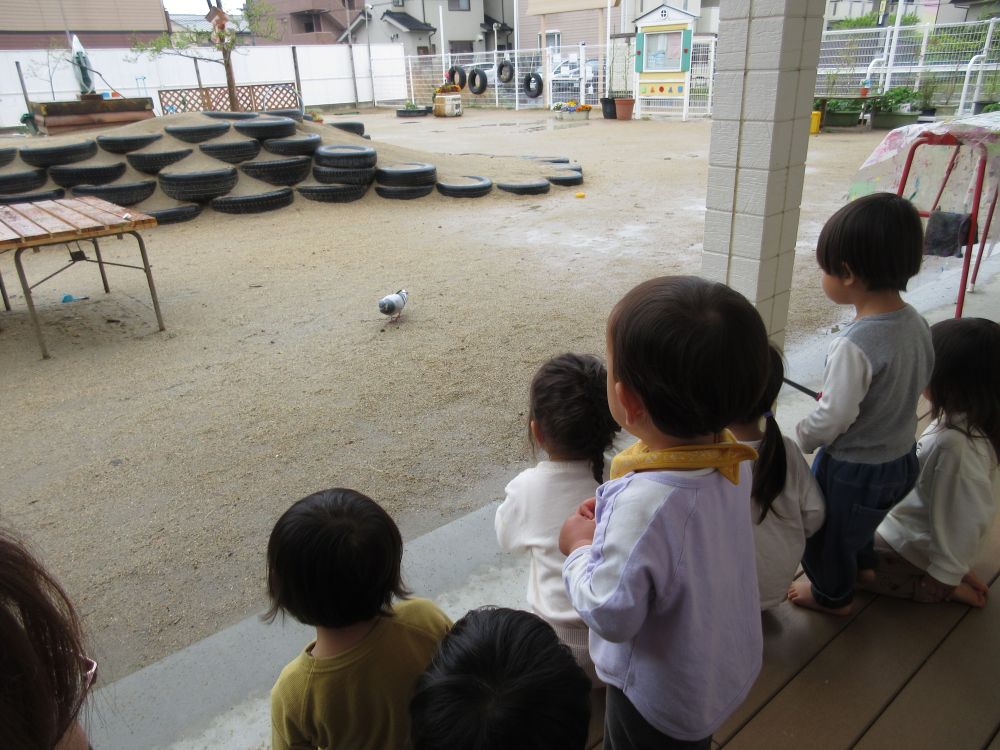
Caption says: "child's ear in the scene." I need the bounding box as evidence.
[614,381,646,426]
[529,419,545,447]
[841,264,857,286]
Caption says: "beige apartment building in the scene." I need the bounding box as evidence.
[0,0,168,49]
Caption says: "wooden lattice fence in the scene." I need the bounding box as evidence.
[158,83,298,114]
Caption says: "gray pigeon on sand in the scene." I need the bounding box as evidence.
[378,289,408,322]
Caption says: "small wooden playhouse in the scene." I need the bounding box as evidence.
[632,3,697,119]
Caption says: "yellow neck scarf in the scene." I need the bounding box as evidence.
[610,430,757,484]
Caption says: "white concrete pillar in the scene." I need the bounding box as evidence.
[700,0,826,347]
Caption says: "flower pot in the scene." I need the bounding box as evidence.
[920,107,937,117]
[871,111,920,130]
[824,110,862,127]
[397,108,430,117]
[555,109,591,121]
[973,100,997,115]
[433,94,463,118]
[600,97,617,119]
[614,97,635,120]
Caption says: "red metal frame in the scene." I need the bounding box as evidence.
[895,131,996,317]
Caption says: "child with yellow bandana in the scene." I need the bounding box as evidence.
[559,276,769,750]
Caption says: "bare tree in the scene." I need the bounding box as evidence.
[24,37,70,99]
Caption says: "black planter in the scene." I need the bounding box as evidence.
[920,107,937,117]
[600,97,617,119]
[397,108,430,117]
[973,100,996,115]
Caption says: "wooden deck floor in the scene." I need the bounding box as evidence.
[714,520,1000,750]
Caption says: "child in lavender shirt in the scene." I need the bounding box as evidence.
[560,276,769,749]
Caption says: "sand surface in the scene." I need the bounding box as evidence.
[1,110,896,682]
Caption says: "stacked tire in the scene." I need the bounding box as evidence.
[374,163,437,200]
[299,144,377,203]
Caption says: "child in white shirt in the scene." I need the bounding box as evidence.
[495,352,622,679]
[867,318,1000,607]
[729,346,826,610]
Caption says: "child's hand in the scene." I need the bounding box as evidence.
[559,505,596,556]
[577,497,596,520]
[920,573,956,602]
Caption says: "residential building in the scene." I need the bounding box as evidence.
[340,0,514,55]
[824,0,999,27]
[259,1,350,46]
[168,13,254,43]
[0,0,168,50]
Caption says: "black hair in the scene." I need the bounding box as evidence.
[409,607,591,750]
[927,318,1000,462]
[264,488,409,628]
[733,346,788,522]
[607,275,769,438]
[529,352,621,483]
[816,192,923,291]
[0,528,91,750]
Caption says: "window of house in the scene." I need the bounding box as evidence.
[448,0,470,10]
[643,30,682,72]
[538,31,561,49]
[393,0,404,7]
[450,40,474,53]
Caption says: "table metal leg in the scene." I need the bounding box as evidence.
[14,246,49,359]
[91,239,111,293]
[127,231,165,331]
[0,269,10,311]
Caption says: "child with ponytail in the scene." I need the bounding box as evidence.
[495,352,624,678]
[730,346,826,610]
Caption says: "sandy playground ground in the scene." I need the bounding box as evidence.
[1,109,892,682]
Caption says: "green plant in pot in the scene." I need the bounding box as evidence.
[822,97,863,127]
[917,76,940,116]
[871,86,920,130]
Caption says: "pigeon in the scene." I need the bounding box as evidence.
[378,289,408,322]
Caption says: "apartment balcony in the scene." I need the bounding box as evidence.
[289,30,340,44]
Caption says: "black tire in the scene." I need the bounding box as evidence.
[447,65,467,89]
[497,60,515,83]
[0,168,47,195]
[239,156,312,186]
[262,108,304,121]
[20,140,97,167]
[72,180,157,206]
[396,108,430,117]
[297,183,370,203]
[199,139,261,164]
[158,167,238,202]
[529,155,570,164]
[0,188,64,205]
[0,147,15,168]
[203,111,258,120]
[546,171,584,187]
[329,121,366,136]
[375,162,437,187]
[211,187,294,214]
[97,133,164,154]
[375,184,435,200]
[468,67,488,95]
[312,165,376,185]
[497,179,551,195]
[262,133,322,156]
[234,116,298,139]
[50,161,127,188]
[524,72,543,98]
[165,122,231,143]
[145,203,203,225]
[314,144,377,169]
[127,148,193,175]
[436,175,493,198]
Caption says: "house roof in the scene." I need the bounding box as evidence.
[481,14,513,33]
[168,13,250,34]
[382,11,435,32]
[337,9,372,42]
[633,3,697,24]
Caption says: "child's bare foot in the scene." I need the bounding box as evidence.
[962,571,989,596]
[857,569,876,585]
[949,582,987,608]
[787,580,853,616]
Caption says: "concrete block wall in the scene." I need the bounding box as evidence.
[700,0,826,347]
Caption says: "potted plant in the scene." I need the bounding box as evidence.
[871,86,920,129]
[552,101,592,121]
[609,89,635,120]
[917,76,939,117]
[433,80,463,118]
[397,100,430,118]
[822,98,863,127]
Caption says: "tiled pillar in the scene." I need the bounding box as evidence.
[700,0,826,347]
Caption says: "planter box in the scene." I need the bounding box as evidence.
[555,109,591,121]
[824,110,862,127]
[872,111,920,130]
[433,94,462,118]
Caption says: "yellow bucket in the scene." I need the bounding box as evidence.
[810,110,822,134]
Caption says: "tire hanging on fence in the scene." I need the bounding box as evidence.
[524,72,543,99]
[447,65,467,89]
[468,68,488,95]
[497,60,515,83]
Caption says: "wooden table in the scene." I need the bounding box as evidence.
[0,196,163,359]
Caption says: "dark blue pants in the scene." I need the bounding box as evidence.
[604,686,711,750]
[802,446,919,609]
